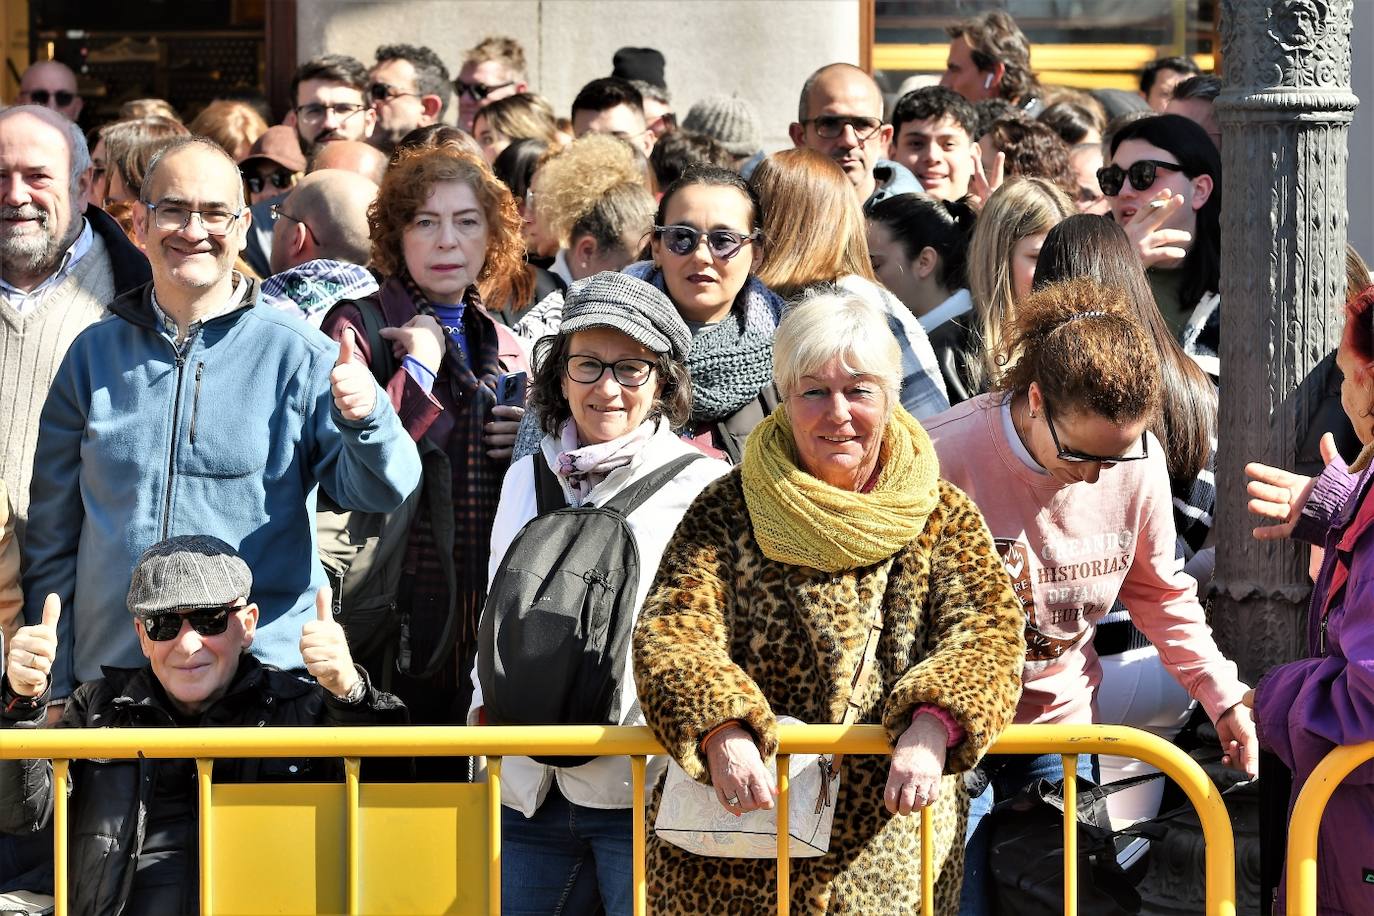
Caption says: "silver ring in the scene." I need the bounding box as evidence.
[29,651,38,667]
[725,794,740,806]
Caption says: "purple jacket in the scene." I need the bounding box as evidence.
[1255,446,1374,915]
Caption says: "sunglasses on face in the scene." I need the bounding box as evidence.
[653,224,759,260]
[455,79,514,101]
[25,89,76,107]
[141,603,241,641]
[368,81,417,103]
[1044,408,1149,464]
[802,115,883,141]
[242,170,295,194]
[1096,159,1184,197]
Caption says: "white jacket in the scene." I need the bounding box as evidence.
[470,420,730,815]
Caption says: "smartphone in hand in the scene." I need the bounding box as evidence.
[495,371,528,408]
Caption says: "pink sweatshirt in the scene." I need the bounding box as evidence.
[924,394,1246,725]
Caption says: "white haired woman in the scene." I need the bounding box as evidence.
[632,292,1026,914]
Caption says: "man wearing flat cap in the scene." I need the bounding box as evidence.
[1,535,405,916]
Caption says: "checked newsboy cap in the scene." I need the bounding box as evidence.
[126,535,253,618]
[559,271,692,363]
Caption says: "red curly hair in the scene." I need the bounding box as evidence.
[368,146,524,298]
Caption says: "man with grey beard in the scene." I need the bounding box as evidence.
[0,106,149,544]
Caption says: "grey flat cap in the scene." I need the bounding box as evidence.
[127,535,252,618]
[560,271,691,363]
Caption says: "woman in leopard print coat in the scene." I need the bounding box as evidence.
[632,292,1025,915]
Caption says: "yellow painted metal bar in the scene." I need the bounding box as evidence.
[488,756,502,916]
[920,805,933,916]
[1062,754,1079,916]
[1286,741,1374,915]
[776,754,790,916]
[345,757,361,916]
[52,759,69,916]
[632,755,647,916]
[196,759,213,916]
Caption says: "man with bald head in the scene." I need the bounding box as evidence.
[308,140,388,186]
[0,106,149,545]
[22,136,420,707]
[15,61,83,121]
[789,62,921,207]
[262,169,380,325]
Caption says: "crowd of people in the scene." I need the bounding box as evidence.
[0,9,1367,916]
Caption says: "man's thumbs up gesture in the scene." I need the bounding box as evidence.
[300,586,361,700]
[330,328,377,422]
[6,594,61,698]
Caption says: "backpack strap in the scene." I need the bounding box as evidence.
[533,454,569,515]
[602,453,703,517]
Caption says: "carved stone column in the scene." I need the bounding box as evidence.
[1212,0,1355,685]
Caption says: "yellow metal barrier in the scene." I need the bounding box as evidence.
[1285,740,1374,916]
[0,723,1236,916]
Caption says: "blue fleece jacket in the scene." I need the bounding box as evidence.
[21,280,421,697]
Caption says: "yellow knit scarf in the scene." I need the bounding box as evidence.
[740,405,941,572]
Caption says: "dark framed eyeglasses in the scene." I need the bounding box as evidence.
[562,355,657,388]
[1044,408,1149,464]
[455,79,514,101]
[242,170,295,195]
[270,203,318,245]
[368,81,418,103]
[653,224,759,261]
[142,200,245,235]
[141,603,242,642]
[24,89,76,108]
[1096,159,1184,197]
[294,102,367,126]
[802,115,884,141]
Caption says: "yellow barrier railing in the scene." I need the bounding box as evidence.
[0,723,1236,916]
[1285,740,1374,916]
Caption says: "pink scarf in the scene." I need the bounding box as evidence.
[555,419,659,506]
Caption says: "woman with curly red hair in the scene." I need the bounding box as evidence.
[320,146,528,745]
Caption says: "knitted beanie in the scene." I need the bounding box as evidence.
[683,95,763,158]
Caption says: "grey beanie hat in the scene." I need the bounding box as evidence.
[127,535,253,618]
[682,95,763,158]
[559,271,691,363]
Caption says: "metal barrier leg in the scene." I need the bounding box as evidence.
[776,754,790,916]
[196,758,213,916]
[52,760,69,916]
[920,804,933,916]
[488,757,502,916]
[345,757,361,915]
[632,755,647,916]
[1062,754,1078,916]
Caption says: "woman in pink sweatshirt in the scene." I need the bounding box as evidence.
[923,276,1254,916]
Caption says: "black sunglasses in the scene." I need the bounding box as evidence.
[368,81,417,103]
[653,224,759,260]
[25,89,76,107]
[455,79,514,101]
[242,170,295,194]
[1044,408,1149,464]
[1096,159,1184,197]
[141,603,241,641]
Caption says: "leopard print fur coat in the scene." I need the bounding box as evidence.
[633,470,1025,915]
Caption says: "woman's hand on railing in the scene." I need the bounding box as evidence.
[5,593,60,698]
[704,723,778,815]
[885,714,947,815]
[1217,700,1259,778]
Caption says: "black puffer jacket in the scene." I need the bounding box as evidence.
[0,656,406,916]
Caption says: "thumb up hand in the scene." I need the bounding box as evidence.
[299,585,361,700]
[7,594,61,698]
[330,328,378,422]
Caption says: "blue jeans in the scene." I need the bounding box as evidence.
[958,751,1097,916]
[501,783,634,916]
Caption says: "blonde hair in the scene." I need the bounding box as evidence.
[967,177,1074,389]
[475,93,559,148]
[751,148,875,300]
[464,35,526,80]
[189,100,268,161]
[532,134,645,249]
[773,290,902,415]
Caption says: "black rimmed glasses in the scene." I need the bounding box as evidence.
[653,224,759,261]
[141,603,242,641]
[563,355,656,388]
[143,200,245,235]
[271,203,318,245]
[1096,159,1184,197]
[294,102,368,126]
[1044,408,1149,464]
[455,79,514,101]
[802,115,883,141]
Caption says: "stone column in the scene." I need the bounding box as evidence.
[1211,0,1355,684]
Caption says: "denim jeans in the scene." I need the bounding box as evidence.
[957,751,1097,916]
[501,783,634,916]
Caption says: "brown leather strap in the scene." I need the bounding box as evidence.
[832,616,884,772]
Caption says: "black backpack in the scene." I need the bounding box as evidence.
[477,451,700,766]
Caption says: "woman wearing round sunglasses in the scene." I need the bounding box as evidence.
[922,277,1254,916]
[1101,114,1221,374]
